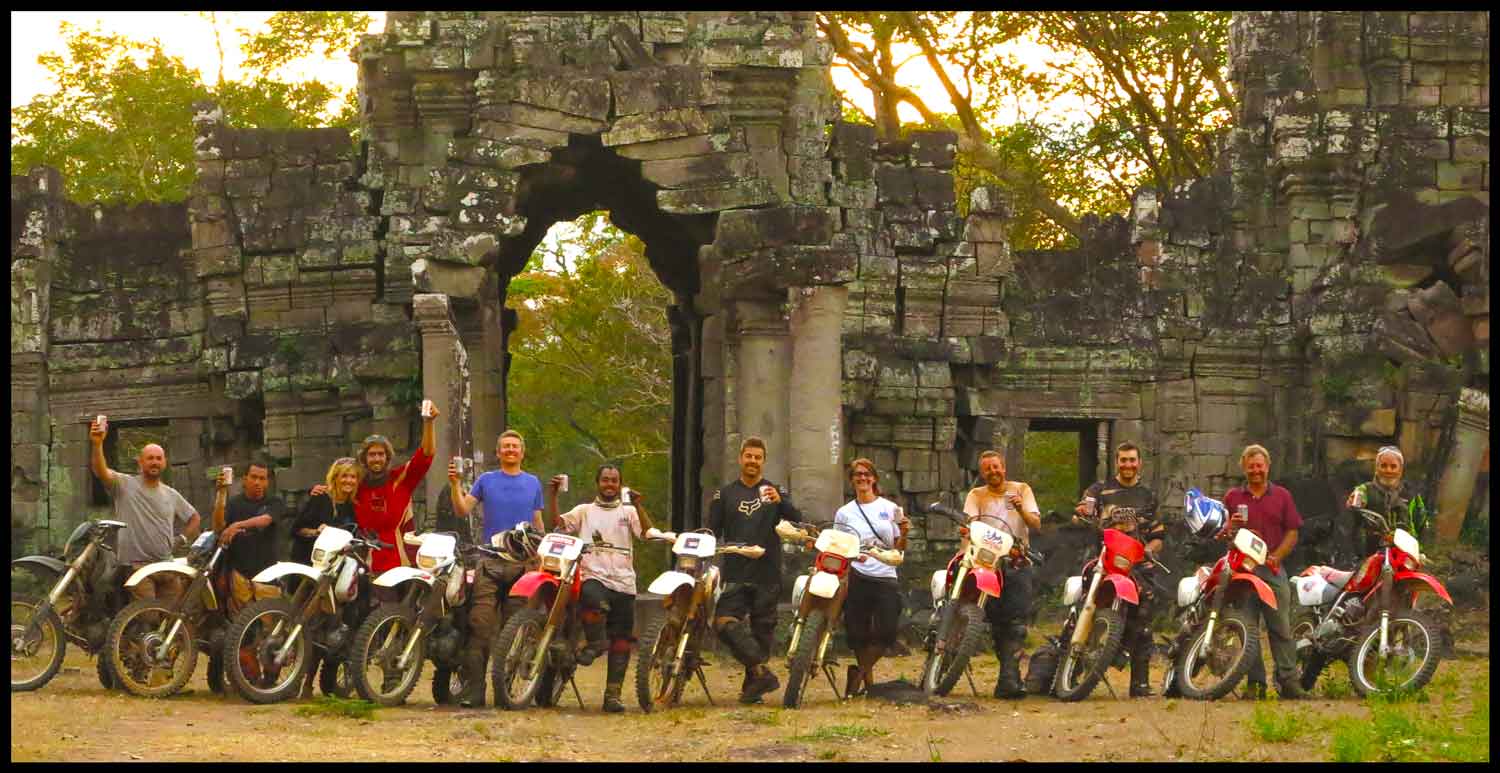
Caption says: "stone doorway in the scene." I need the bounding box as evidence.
[1024,418,1107,515]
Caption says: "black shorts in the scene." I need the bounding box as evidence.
[842,571,902,649]
[579,579,635,641]
[717,582,779,628]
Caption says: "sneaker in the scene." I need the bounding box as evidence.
[1129,683,1155,698]
[1276,678,1306,701]
[603,694,626,713]
[1241,681,1268,701]
[845,665,865,697]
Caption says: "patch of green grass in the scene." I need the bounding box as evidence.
[1318,674,1352,700]
[728,708,782,726]
[1328,681,1489,762]
[1249,703,1304,743]
[816,749,839,761]
[292,695,378,720]
[791,723,891,743]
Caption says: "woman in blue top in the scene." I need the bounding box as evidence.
[833,458,909,697]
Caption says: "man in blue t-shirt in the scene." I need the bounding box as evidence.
[446,429,545,706]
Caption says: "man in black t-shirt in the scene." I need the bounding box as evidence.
[213,462,290,615]
[707,435,803,705]
[1074,442,1163,697]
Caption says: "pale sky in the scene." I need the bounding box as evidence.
[11,11,1088,127]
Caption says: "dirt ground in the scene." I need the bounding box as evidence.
[11,608,1489,762]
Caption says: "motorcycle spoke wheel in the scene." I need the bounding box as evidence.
[930,604,986,697]
[784,609,828,709]
[1349,611,1439,697]
[1177,609,1258,701]
[10,594,66,692]
[492,608,547,709]
[224,599,307,704]
[108,599,198,698]
[351,607,423,706]
[635,613,682,712]
[1054,608,1125,702]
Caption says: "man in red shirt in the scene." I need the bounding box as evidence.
[317,403,438,574]
[1221,443,1305,700]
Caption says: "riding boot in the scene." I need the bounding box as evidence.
[602,650,628,713]
[458,645,486,708]
[1129,646,1154,698]
[993,632,1025,699]
[578,616,609,666]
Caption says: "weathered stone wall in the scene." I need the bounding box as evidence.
[11,11,1488,575]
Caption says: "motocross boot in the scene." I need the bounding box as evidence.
[602,650,629,713]
[992,628,1026,699]
[740,665,781,705]
[457,646,487,708]
[1128,646,1154,698]
[1275,676,1306,701]
[577,612,609,666]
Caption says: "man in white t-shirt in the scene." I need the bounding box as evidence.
[962,449,1041,699]
[547,464,654,713]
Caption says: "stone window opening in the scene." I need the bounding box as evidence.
[1023,418,1108,517]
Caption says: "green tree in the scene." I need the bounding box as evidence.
[11,13,369,205]
[505,212,675,518]
[819,11,1234,250]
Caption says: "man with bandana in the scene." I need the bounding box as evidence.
[547,464,655,712]
[1344,446,1430,560]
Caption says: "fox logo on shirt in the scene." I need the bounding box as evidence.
[737,498,763,517]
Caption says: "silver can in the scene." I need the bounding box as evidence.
[759,484,775,503]
[95,414,108,434]
[221,465,233,487]
[558,473,570,493]
[1234,504,1249,523]
[420,399,436,418]
[621,487,633,505]
[1083,496,1097,517]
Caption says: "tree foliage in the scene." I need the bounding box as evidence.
[819,11,1234,251]
[11,13,369,205]
[505,212,676,516]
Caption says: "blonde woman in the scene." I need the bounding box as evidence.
[291,458,359,564]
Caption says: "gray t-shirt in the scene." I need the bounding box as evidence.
[108,473,197,564]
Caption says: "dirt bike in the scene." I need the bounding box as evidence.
[222,526,388,704]
[919,503,1042,697]
[349,530,531,706]
[490,531,632,710]
[1291,507,1451,697]
[776,520,902,708]
[12,519,132,692]
[1160,526,1278,700]
[1052,505,1167,701]
[107,529,238,697]
[634,527,766,712]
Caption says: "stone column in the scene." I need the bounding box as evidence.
[1435,388,1489,543]
[1096,421,1111,483]
[413,293,472,529]
[732,299,791,486]
[787,286,848,524]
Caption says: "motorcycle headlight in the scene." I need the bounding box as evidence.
[542,555,563,573]
[311,548,330,570]
[1240,555,1259,572]
[677,556,699,572]
[974,548,998,569]
[417,553,440,571]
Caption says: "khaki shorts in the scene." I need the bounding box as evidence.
[229,569,281,615]
[127,563,185,603]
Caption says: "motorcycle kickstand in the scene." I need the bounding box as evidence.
[569,674,586,709]
[965,664,980,698]
[696,666,715,706]
[822,664,844,700]
[1100,670,1120,701]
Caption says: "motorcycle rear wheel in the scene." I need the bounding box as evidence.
[107,598,198,698]
[1054,608,1126,702]
[10,594,66,692]
[926,603,986,697]
[1347,609,1440,698]
[535,664,572,708]
[224,598,309,704]
[491,607,548,710]
[635,612,686,713]
[350,604,424,706]
[783,609,828,709]
[1176,608,1258,700]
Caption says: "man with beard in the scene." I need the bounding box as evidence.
[447,429,545,707]
[548,464,655,712]
[1074,442,1164,697]
[89,421,201,601]
[708,436,804,705]
[1221,444,1304,700]
[963,449,1041,699]
[1344,446,1429,559]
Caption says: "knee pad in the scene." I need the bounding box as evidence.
[581,609,606,626]
[608,638,633,656]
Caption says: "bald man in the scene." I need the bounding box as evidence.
[90,420,201,601]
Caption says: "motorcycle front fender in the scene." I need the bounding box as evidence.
[971,567,1001,597]
[647,571,697,597]
[1231,571,1278,610]
[1393,571,1453,606]
[509,570,559,601]
[1099,573,1139,606]
[373,566,435,589]
[253,561,321,586]
[807,571,842,599]
[124,560,199,588]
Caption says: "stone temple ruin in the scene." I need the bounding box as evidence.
[10,12,1490,575]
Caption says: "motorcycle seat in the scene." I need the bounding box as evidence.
[1322,568,1353,589]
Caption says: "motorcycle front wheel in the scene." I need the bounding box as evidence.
[1176,608,1259,700]
[635,611,686,713]
[783,609,829,709]
[350,604,424,706]
[1053,608,1126,702]
[224,598,309,704]
[924,603,986,697]
[1347,610,1440,698]
[107,599,198,698]
[10,594,66,692]
[491,607,548,710]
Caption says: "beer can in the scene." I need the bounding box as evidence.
[558,473,570,493]
[1234,504,1249,522]
[1084,496,1097,516]
[95,414,108,433]
[759,484,775,503]
[622,487,633,505]
[420,399,435,418]
[222,465,233,487]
